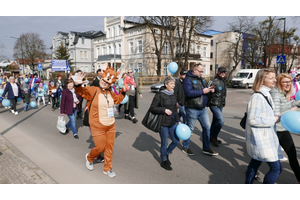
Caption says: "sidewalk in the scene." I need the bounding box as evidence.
[0,134,57,184]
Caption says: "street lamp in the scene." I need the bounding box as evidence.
[7,35,24,74]
[277,17,286,73]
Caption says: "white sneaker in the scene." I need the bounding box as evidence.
[85,153,93,171]
[11,110,15,114]
[15,111,18,115]
[280,157,288,162]
[103,169,116,178]
[48,102,51,105]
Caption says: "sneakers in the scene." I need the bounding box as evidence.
[280,157,288,162]
[97,155,105,163]
[132,118,138,123]
[203,149,218,156]
[85,153,93,171]
[124,115,130,120]
[14,111,18,115]
[48,102,51,105]
[73,134,79,139]
[182,148,194,156]
[11,110,15,114]
[160,160,172,170]
[103,169,116,177]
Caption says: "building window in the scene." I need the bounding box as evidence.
[163,42,169,54]
[118,25,121,35]
[210,65,213,71]
[203,64,207,75]
[163,63,168,75]
[102,47,106,55]
[97,48,100,56]
[107,28,110,38]
[80,51,83,59]
[211,40,214,46]
[130,42,134,54]
[129,31,133,36]
[210,52,213,58]
[129,63,134,69]
[137,40,142,53]
[154,29,158,34]
[137,63,142,73]
[119,44,121,54]
[84,51,88,59]
[82,38,85,44]
[198,36,201,41]
[137,29,142,34]
[197,46,201,54]
[203,47,207,58]
[109,46,112,54]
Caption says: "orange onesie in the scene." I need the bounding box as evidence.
[75,69,124,173]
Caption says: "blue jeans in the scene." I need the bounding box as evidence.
[179,105,187,124]
[183,107,211,151]
[159,124,180,161]
[209,106,224,139]
[66,108,77,135]
[245,158,282,184]
[24,103,29,111]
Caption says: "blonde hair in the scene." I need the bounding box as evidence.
[9,76,15,82]
[252,68,276,92]
[276,73,293,100]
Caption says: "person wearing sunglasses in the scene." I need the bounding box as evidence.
[207,67,227,147]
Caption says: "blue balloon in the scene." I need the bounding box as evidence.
[176,123,191,140]
[43,85,48,90]
[24,78,29,83]
[2,99,11,107]
[30,101,37,108]
[120,95,128,104]
[0,88,4,95]
[296,90,300,101]
[118,79,124,89]
[17,97,22,102]
[281,111,300,133]
[168,62,178,74]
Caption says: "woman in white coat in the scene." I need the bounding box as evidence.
[245,68,283,184]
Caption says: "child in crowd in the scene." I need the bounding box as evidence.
[23,88,31,111]
[49,81,57,111]
[37,83,46,106]
[56,82,63,109]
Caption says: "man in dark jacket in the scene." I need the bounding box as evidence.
[182,63,218,156]
[207,67,227,147]
[91,68,103,87]
[174,70,187,124]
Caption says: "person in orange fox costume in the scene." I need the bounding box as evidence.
[74,67,126,178]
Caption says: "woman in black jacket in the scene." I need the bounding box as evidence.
[149,76,181,170]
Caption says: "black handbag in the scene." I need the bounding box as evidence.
[83,90,97,126]
[142,93,164,132]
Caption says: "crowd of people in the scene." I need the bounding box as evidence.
[0,63,299,183]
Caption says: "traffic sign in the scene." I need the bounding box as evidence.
[66,65,71,71]
[276,55,286,64]
[19,66,22,71]
[38,63,43,71]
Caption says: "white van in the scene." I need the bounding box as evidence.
[231,69,260,89]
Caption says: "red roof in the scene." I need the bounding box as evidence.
[16,58,45,65]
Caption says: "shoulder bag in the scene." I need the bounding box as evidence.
[142,93,164,133]
[83,90,97,126]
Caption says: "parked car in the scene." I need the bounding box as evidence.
[150,80,164,93]
[150,78,179,93]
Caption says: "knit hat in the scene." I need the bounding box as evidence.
[39,83,43,87]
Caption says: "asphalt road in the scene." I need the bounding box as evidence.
[0,87,300,184]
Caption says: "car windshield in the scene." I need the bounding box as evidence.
[235,73,249,78]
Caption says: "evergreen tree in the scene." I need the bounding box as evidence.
[53,42,73,66]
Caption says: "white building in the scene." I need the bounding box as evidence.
[52,30,105,73]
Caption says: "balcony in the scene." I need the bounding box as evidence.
[98,54,121,61]
[175,53,201,60]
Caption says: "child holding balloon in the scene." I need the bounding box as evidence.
[37,83,46,106]
[23,88,32,111]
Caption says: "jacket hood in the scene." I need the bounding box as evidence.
[186,70,199,79]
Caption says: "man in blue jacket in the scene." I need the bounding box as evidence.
[182,63,218,156]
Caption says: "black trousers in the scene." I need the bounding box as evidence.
[277,131,300,182]
[125,95,136,117]
[10,96,18,112]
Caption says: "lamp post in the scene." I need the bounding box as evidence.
[7,35,24,75]
[277,17,286,73]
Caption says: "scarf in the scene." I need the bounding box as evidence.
[130,76,136,88]
[161,89,174,95]
[69,88,79,103]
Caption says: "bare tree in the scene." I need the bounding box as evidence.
[13,32,47,71]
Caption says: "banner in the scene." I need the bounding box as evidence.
[51,60,67,72]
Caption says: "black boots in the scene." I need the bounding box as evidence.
[161,155,172,170]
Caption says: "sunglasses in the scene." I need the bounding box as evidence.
[128,71,133,74]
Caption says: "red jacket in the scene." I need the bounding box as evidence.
[60,89,82,115]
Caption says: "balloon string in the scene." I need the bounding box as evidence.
[171,114,179,123]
